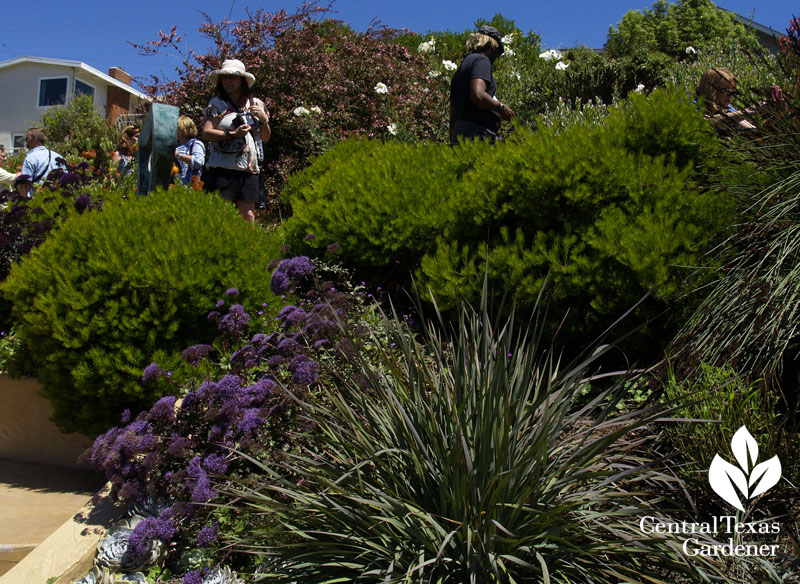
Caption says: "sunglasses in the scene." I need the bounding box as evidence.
[713,85,739,97]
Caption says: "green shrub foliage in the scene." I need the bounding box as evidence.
[285,89,728,352]
[2,188,282,434]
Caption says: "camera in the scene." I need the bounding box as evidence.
[231,114,245,128]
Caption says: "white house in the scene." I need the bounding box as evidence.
[0,56,150,152]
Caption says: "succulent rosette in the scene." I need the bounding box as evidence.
[95,516,166,573]
[73,566,147,584]
[202,566,245,584]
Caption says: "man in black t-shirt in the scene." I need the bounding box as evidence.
[449,25,515,144]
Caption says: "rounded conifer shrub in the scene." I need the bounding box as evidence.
[1,187,282,435]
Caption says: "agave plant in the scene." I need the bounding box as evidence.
[219,285,723,583]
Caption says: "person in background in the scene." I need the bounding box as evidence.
[0,146,18,190]
[201,59,271,224]
[175,116,206,185]
[449,25,515,144]
[696,67,756,132]
[111,125,140,176]
[18,127,66,198]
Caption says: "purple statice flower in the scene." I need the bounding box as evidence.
[280,244,291,254]
[225,288,239,297]
[283,256,314,279]
[313,338,330,349]
[74,194,91,212]
[127,516,176,560]
[181,344,217,366]
[326,242,341,254]
[267,355,287,368]
[276,337,299,357]
[141,363,168,385]
[191,474,216,502]
[197,521,219,548]
[283,307,308,330]
[186,457,216,502]
[120,409,132,424]
[202,453,229,475]
[229,345,256,369]
[304,233,317,241]
[58,172,80,187]
[183,571,203,584]
[270,256,314,294]
[278,304,299,319]
[215,300,226,309]
[166,434,191,457]
[270,270,290,295]
[268,258,280,270]
[254,377,275,395]
[76,161,90,171]
[237,408,265,435]
[217,304,250,336]
[289,355,319,386]
[207,310,221,322]
[145,396,176,425]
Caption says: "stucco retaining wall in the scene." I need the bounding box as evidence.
[0,374,94,468]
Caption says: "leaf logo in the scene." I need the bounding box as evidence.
[708,426,781,512]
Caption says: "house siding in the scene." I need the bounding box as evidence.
[0,60,144,151]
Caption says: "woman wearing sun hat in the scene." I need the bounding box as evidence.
[449,25,515,144]
[201,58,271,224]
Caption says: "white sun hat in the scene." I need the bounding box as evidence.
[209,59,256,88]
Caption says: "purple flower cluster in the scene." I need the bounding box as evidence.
[86,254,383,577]
[181,344,217,367]
[217,304,251,336]
[270,256,314,295]
[127,514,176,560]
[196,520,219,548]
[142,362,169,385]
[0,158,104,283]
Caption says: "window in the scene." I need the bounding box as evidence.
[38,77,68,106]
[74,79,95,99]
[12,135,26,153]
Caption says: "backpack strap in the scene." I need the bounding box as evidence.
[31,149,53,183]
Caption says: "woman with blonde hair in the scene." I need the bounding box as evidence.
[175,115,206,185]
[449,25,515,144]
[696,67,756,132]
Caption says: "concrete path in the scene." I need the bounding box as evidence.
[0,458,104,577]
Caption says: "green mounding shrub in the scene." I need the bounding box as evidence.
[1,187,283,435]
[286,89,728,354]
[283,137,480,279]
[220,289,724,583]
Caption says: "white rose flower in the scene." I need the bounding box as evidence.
[555,61,569,71]
[418,38,436,54]
[310,106,322,114]
[428,70,441,78]
[374,82,389,94]
[539,49,563,61]
[293,106,311,116]
[442,60,457,71]
[685,46,696,55]
[504,47,515,57]
[501,33,514,45]
[387,123,397,135]
[635,83,645,93]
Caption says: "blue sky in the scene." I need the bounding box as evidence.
[0,0,794,89]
